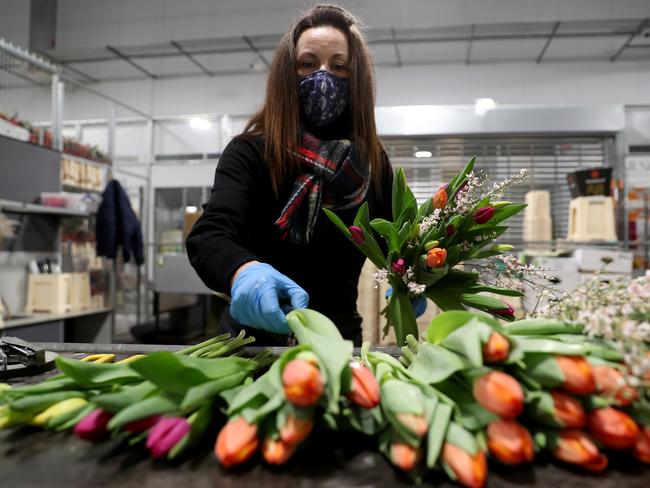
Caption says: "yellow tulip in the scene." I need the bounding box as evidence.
[30,398,89,426]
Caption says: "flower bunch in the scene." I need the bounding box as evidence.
[325,156,535,345]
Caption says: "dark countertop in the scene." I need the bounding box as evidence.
[1,344,649,488]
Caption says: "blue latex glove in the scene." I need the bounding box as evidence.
[230,263,309,334]
[385,287,427,318]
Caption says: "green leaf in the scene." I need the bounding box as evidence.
[322,208,352,238]
[408,343,469,384]
[107,394,180,430]
[467,284,524,297]
[55,404,95,431]
[10,391,85,414]
[523,353,564,388]
[514,338,587,355]
[10,378,79,395]
[387,291,419,347]
[370,218,401,251]
[441,319,494,367]
[462,226,508,246]
[505,319,583,336]
[526,391,562,428]
[460,293,509,311]
[449,156,476,195]
[426,310,484,344]
[93,381,159,413]
[426,402,452,468]
[392,168,408,222]
[381,379,425,415]
[287,308,343,340]
[446,421,478,455]
[54,357,141,387]
[181,372,249,411]
[168,401,213,460]
[417,262,449,287]
[45,402,91,430]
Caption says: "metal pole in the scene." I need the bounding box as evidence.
[107,101,116,179]
[144,119,155,323]
[50,73,64,151]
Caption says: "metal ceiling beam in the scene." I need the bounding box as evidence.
[60,63,99,83]
[0,64,49,87]
[611,18,649,62]
[536,21,561,64]
[465,24,475,65]
[106,45,157,79]
[170,40,214,76]
[242,35,270,67]
[390,27,402,68]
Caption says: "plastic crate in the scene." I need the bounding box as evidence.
[25,273,73,315]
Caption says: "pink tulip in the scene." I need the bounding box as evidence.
[349,226,365,245]
[74,408,114,442]
[122,415,161,433]
[391,258,406,275]
[474,207,495,225]
[146,416,191,459]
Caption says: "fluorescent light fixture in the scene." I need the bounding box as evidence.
[185,206,198,213]
[189,117,212,131]
[474,98,496,117]
[414,150,433,158]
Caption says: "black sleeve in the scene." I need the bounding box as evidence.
[379,150,394,221]
[186,137,262,294]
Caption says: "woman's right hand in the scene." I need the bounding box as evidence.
[229,262,310,334]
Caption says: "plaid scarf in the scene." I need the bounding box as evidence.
[275,130,370,244]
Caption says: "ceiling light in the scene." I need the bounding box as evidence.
[185,206,198,213]
[414,150,433,158]
[189,117,212,131]
[474,98,496,117]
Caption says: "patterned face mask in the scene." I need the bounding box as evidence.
[298,70,350,127]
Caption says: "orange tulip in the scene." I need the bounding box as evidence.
[262,437,296,465]
[551,430,608,472]
[551,391,586,429]
[473,371,524,419]
[282,359,324,407]
[632,426,650,464]
[426,247,447,268]
[215,416,259,468]
[395,412,428,437]
[587,407,640,450]
[390,442,422,471]
[345,362,380,409]
[442,442,487,488]
[279,413,313,445]
[482,331,509,363]
[555,356,596,396]
[592,365,638,406]
[486,419,534,465]
[432,189,448,209]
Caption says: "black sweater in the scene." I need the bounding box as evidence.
[186,129,393,343]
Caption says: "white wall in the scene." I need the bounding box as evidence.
[0,0,30,47]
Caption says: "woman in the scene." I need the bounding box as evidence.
[187,5,393,345]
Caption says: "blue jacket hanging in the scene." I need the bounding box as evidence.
[96,179,144,265]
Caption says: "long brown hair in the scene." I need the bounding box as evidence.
[243,4,384,196]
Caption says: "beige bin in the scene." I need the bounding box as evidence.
[25,273,73,315]
[568,196,617,241]
[70,272,92,311]
[523,191,552,249]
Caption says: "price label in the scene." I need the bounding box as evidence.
[626,156,650,188]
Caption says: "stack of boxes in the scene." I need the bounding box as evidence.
[523,190,553,250]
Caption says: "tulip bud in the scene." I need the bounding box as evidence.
[280,413,313,445]
[587,407,640,450]
[474,207,495,225]
[592,365,638,406]
[262,437,296,465]
[348,226,365,245]
[215,416,259,468]
[282,359,324,408]
[345,362,380,409]
[74,408,113,442]
[552,430,608,472]
[432,189,448,209]
[391,258,406,275]
[482,331,509,363]
[426,247,447,268]
[473,371,524,419]
[446,224,456,237]
[632,426,650,464]
[486,419,534,465]
[123,414,161,433]
[30,397,88,427]
[424,240,440,252]
[442,442,487,488]
[390,442,422,471]
[395,412,428,437]
[146,416,191,459]
[555,356,595,396]
[550,391,586,429]
[491,303,515,318]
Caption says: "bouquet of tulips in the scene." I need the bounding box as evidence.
[325,156,537,346]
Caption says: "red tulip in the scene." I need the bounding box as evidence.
[215,416,259,468]
[390,442,422,471]
[592,365,638,406]
[632,426,650,464]
[74,408,113,442]
[474,207,495,225]
[395,412,428,437]
[551,391,586,429]
[145,416,190,459]
[442,442,487,488]
[482,331,510,363]
[349,226,365,245]
[262,437,296,465]
[486,419,534,465]
[432,189,448,209]
[446,224,456,237]
[552,430,608,472]
[282,359,324,407]
[587,407,640,450]
[491,303,515,318]
[391,258,406,275]
[473,371,524,419]
[555,356,596,396]
[279,413,313,445]
[345,362,380,409]
[426,247,447,268]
